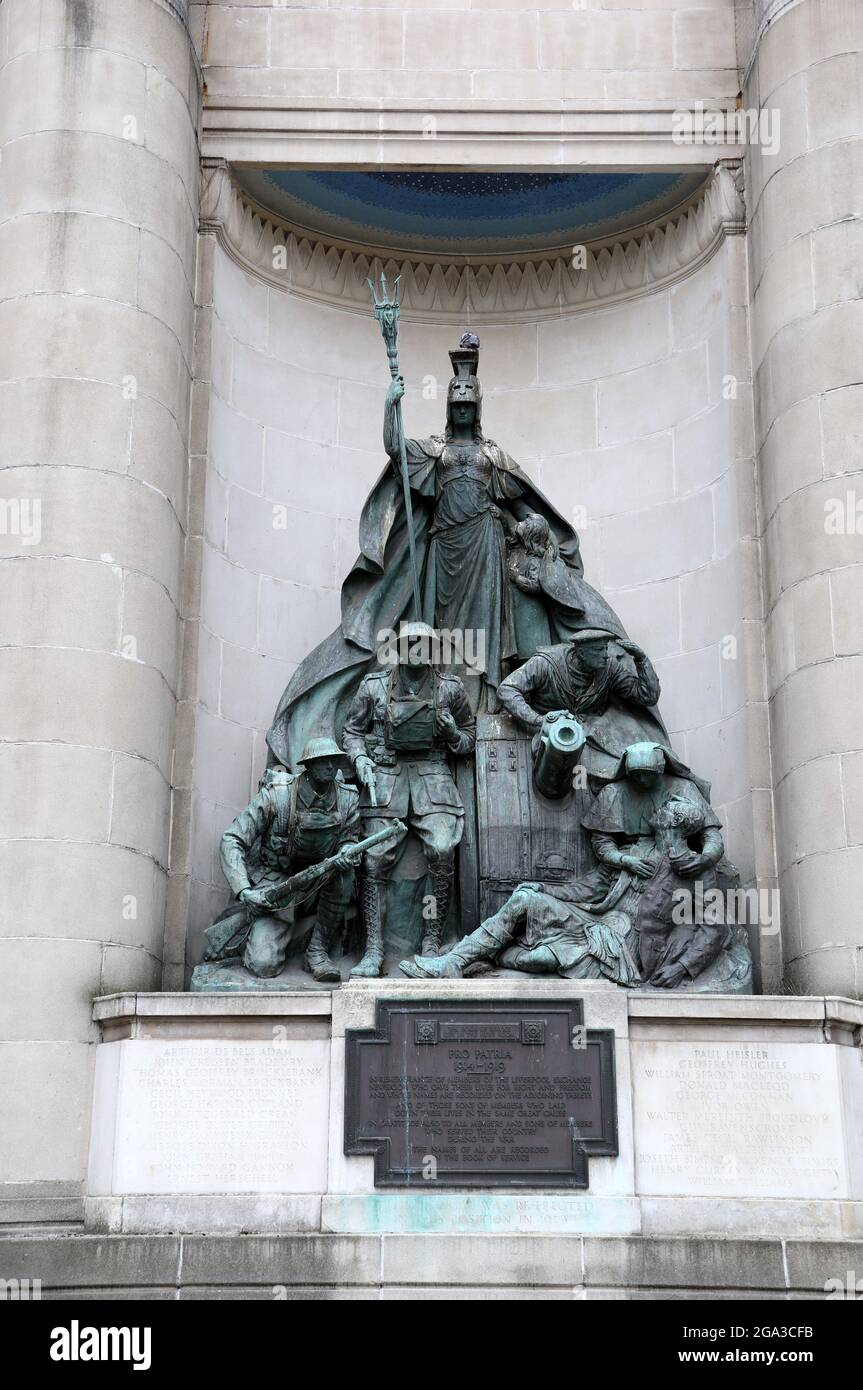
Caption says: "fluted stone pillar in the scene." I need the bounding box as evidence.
[0,0,200,1217]
[746,0,863,997]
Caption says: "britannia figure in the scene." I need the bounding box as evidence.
[267,330,627,768]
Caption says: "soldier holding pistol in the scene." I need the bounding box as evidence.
[342,622,476,976]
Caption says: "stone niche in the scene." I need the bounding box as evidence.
[86,983,863,1250]
[186,161,774,989]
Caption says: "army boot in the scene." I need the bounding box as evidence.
[351,877,385,978]
[420,861,453,957]
[304,900,342,983]
[399,917,508,980]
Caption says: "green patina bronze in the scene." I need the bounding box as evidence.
[194,324,752,995]
[266,333,628,770]
[400,742,752,995]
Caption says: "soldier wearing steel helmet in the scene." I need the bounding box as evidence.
[342,622,476,977]
[212,738,361,982]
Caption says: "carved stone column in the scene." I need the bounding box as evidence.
[0,0,201,1215]
[746,0,863,996]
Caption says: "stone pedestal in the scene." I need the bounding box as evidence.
[80,984,863,1296]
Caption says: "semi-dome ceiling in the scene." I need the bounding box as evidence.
[235,169,712,259]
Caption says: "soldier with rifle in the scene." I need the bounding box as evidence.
[205,739,401,983]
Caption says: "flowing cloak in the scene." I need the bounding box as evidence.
[267,434,627,768]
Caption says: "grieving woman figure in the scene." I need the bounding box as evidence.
[399,742,752,993]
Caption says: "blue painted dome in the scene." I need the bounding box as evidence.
[237,169,710,258]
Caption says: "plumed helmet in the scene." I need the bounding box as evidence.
[445,335,483,438]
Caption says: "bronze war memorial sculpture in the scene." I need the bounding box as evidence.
[194,283,752,995]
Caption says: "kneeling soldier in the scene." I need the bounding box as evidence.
[213,739,361,982]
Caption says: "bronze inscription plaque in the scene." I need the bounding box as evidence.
[344,998,617,1187]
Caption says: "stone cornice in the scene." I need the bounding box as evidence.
[200,159,745,323]
[202,106,744,169]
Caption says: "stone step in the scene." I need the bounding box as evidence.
[1,1232,861,1300]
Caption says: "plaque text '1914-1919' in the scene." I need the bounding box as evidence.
[345,999,617,1188]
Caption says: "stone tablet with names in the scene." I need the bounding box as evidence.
[632,1040,849,1200]
[105,1040,330,1195]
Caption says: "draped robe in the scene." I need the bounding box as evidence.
[267,433,627,768]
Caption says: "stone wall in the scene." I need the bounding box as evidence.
[187,229,769,977]
[191,0,740,107]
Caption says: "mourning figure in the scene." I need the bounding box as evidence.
[400,742,751,994]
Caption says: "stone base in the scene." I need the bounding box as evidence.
[3,984,860,1297]
[190,943,753,994]
[81,1192,863,1242]
[79,984,863,1264]
[190,959,334,992]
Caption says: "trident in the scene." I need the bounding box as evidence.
[368,270,423,622]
